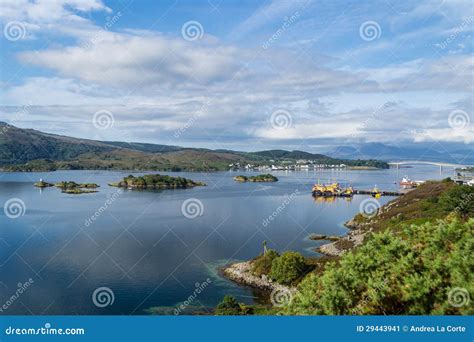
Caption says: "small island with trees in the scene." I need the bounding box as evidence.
[34,180,99,194]
[233,174,278,183]
[109,174,206,190]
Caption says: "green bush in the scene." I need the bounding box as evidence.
[252,250,279,276]
[285,218,473,315]
[215,295,245,315]
[270,251,306,285]
[439,185,474,217]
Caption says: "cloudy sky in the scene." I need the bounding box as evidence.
[0,0,472,152]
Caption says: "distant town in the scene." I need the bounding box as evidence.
[229,160,352,171]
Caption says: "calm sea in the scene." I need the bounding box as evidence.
[0,165,453,314]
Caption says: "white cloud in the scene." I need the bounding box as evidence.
[19,33,241,86]
[0,0,111,39]
[1,0,473,149]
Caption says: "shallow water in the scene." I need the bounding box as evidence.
[0,166,453,314]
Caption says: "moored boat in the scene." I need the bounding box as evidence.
[312,182,354,197]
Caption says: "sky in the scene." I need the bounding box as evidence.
[0,0,473,152]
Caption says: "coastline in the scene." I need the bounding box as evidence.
[221,203,380,288]
[222,260,295,293]
[220,220,366,291]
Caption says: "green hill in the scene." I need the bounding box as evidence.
[0,122,388,171]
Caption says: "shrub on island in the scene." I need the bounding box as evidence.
[251,250,280,277]
[270,251,306,285]
[215,295,253,315]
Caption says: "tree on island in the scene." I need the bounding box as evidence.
[270,251,306,285]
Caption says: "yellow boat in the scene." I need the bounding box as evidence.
[312,182,354,197]
[371,185,381,198]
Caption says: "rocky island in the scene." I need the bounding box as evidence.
[34,180,100,194]
[233,174,278,182]
[34,180,55,188]
[109,174,206,190]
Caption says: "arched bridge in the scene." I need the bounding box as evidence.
[388,161,474,171]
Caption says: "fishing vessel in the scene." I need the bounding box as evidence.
[312,182,354,197]
[400,176,418,188]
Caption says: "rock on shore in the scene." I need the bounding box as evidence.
[316,229,367,256]
[315,218,372,256]
[223,261,294,293]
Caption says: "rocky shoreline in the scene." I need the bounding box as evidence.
[221,196,401,287]
[222,215,373,289]
[313,213,377,256]
[223,261,294,293]
[315,227,367,256]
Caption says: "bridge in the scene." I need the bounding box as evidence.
[388,161,474,172]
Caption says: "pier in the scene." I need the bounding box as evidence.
[353,189,403,196]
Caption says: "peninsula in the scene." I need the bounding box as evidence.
[219,179,473,315]
[0,123,389,172]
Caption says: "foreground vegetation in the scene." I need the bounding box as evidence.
[218,180,473,315]
[286,217,472,315]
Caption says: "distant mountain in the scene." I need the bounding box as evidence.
[105,141,182,154]
[329,143,474,165]
[0,123,388,171]
[249,150,329,160]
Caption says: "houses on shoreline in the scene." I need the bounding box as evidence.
[228,160,348,171]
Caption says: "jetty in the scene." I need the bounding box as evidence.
[312,182,404,198]
[353,189,403,196]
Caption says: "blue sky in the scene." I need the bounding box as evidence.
[0,0,472,152]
